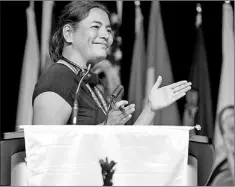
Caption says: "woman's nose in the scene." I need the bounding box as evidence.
[99,28,109,40]
[100,33,109,40]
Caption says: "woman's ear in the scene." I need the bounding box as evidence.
[62,24,73,44]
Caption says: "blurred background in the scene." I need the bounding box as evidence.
[0,1,234,141]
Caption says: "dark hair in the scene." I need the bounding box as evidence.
[49,0,110,62]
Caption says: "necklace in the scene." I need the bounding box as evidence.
[86,84,108,115]
[94,86,108,113]
[61,56,85,73]
[60,56,108,116]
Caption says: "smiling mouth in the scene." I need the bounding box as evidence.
[94,43,108,49]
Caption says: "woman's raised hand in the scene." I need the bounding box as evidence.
[148,76,192,112]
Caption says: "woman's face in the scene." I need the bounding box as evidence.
[72,8,113,64]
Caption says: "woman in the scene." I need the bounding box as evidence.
[32,0,191,125]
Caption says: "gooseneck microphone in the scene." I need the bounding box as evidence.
[104,85,124,125]
[71,62,94,125]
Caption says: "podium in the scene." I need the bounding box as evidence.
[0,127,215,186]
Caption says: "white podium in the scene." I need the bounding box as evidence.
[1,126,214,186]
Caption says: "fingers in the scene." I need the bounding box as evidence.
[115,103,135,118]
[119,114,132,124]
[121,103,135,115]
[118,104,135,124]
[108,103,135,125]
[113,100,128,110]
[172,84,191,102]
[153,76,162,89]
[170,80,189,89]
[174,84,191,95]
[173,82,192,93]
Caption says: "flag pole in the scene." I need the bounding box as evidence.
[116,1,123,24]
[30,0,34,9]
[196,3,202,28]
[134,1,141,34]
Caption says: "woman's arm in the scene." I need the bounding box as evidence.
[134,76,192,126]
[33,92,72,125]
[133,102,155,126]
[32,76,190,126]
[33,92,135,126]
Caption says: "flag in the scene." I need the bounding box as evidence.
[16,2,40,129]
[127,2,146,124]
[116,1,123,24]
[212,1,234,181]
[188,10,214,138]
[40,1,54,74]
[145,1,180,125]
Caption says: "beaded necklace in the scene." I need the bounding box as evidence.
[60,57,108,115]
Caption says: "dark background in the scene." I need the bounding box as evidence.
[1,1,234,134]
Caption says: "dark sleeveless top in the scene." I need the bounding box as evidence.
[32,63,106,125]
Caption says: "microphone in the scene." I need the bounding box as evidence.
[104,85,124,125]
[112,85,125,112]
[110,85,124,111]
[71,63,93,125]
[111,85,124,99]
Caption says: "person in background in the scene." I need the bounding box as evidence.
[218,105,234,183]
[207,105,234,186]
[32,0,191,126]
[183,88,199,135]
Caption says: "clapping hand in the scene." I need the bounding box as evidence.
[148,76,192,112]
[105,100,135,125]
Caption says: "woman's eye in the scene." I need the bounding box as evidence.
[92,25,100,29]
[107,29,112,34]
